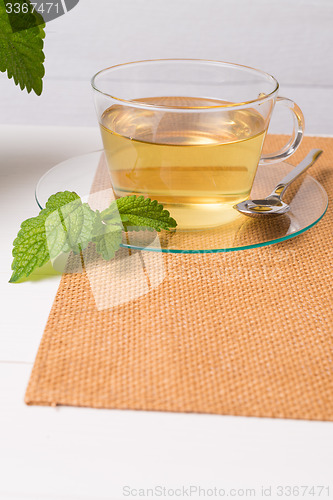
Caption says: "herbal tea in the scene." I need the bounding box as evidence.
[100,97,267,228]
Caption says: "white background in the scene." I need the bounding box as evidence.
[1,1,333,499]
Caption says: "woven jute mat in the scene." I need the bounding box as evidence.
[25,135,333,420]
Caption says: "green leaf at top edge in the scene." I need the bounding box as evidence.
[0,0,45,95]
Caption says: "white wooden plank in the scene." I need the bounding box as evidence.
[1,363,333,500]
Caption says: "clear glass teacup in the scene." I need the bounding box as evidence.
[92,59,304,229]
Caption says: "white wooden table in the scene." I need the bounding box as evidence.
[1,125,333,500]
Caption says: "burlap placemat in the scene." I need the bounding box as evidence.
[25,135,333,420]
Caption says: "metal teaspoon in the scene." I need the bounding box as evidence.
[234,149,323,218]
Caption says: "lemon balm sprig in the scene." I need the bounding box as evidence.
[10,191,177,283]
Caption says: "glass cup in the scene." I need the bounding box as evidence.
[92,59,304,229]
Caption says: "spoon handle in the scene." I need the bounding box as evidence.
[270,149,323,198]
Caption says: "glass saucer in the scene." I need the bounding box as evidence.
[36,151,328,253]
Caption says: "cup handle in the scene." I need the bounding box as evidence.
[259,96,304,165]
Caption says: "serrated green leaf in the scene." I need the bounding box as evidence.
[43,209,68,258]
[45,191,80,211]
[62,202,97,254]
[92,210,122,260]
[10,192,97,281]
[115,195,177,231]
[44,191,96,254]
[10,211,49,282]
[100,202,121,223]
[45,198,96,255]
[10,191,179,282]
[94,226,122,261]
[0,0,45,95]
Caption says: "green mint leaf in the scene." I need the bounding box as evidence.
[45,191,80,211]
[63,202,97,254]
[104,195,177,232]
[10,192,96,281]
[94,226,122,261]
[99,202,121,223]
[10,210,50,282]
[10,192,179,282]
[45,195,96,255]
[44,209,69,258]
[0,0,45,95]
[92,210,122,260]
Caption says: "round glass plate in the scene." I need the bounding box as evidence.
[36,151,328,253]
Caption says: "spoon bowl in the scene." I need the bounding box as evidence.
[235,197,290,218]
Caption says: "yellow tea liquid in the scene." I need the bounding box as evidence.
[100,97,266,228]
